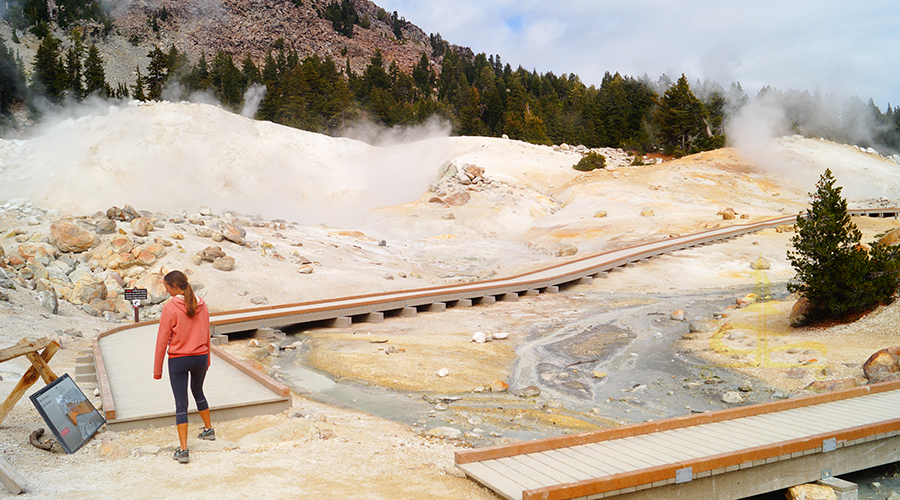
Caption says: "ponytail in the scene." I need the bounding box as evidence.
[183,283,197,317]
[163,270,198,317]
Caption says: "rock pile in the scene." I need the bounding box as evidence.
[0,201,282,322]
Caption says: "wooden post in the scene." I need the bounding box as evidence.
[0,339,59,425]
[0,456,27,494]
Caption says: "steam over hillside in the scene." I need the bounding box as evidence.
[0,101,449,225]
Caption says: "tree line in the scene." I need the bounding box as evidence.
[1,29,899,157]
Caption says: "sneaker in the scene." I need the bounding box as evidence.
[198,427,216,441]
[173,449,189,463]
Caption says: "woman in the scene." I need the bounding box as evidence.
[153,270,215,464]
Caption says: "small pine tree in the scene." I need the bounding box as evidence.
[787,169,900,321]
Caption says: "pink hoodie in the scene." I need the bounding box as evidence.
[153,295,211,379]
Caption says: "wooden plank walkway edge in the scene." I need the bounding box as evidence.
[456,380,900,500]
[92,322,291,422]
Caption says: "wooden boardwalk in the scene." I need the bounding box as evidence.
[93,323,291,431]
[91,209,899,438]
[456,381,900,500]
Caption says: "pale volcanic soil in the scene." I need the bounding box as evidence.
[2,102,900,499]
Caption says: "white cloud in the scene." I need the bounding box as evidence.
[377,0,900,105]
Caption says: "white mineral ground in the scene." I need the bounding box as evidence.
[2,101,900,499]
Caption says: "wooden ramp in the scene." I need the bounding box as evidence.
[456,381,900,500]
[93,323,291,431]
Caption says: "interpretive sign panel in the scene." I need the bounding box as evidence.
[124,288,148,301]
[29,374,105,454]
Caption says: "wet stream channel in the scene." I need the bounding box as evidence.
[273,284,787,443]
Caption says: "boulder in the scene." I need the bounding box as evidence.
[50,220,99,253]
[688,319,718,333]
[222,220,246,245]
[790,297,814,327]
[17,242,57,263]
[135,273,168,304]
[213,256,236,271]
[38,289,58,314]
[463,164,485,180]
[130,217,153,237]
[444,191,471,206]
[718,208,736,220]
[518,385,541,398]
[70,276,108,305]
[863,346,900,383]
[200,246,226,262]
[95,218,118,234]
[786,483,836,500]
[721,391,744,404]
[132,250,157,267]
[801,378,859,393]
[109,236,134,254]
[106,205,140,222]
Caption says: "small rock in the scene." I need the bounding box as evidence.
[592,371,607,379]
[213,256,235,271]
[250,296,268,305]
[640,207,655,217]
[738,380,753,392]
[492,332,509,340]
[593,210,608,218]
[426,427,461,439]
[383,273,394,280]
[297,265,314,274]
[518,385,541,398]
[722,391,744,404]
[437,368,449,377]
[472,332,486,343]
[670,310,684,321]
[491,380,509,392]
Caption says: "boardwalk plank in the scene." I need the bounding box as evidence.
[580,441,656,471]
[556,446,628,475]
[458,462,524,500]
[515,454,586,484]
[595,438,675,467]
[631,432,710,460]
[483,458,551,490]
[538,449,613,477]
[528,452,596,482]
[495,456,560,488]
[654,429,728,456]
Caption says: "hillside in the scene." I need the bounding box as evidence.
[1,0,447,91]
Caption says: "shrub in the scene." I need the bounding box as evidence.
[787,169,900,322]
[573,152,606,171]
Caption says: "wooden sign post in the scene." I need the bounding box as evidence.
[0,338,59,425]
[123,288,148,323]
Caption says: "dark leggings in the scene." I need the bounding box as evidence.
[168,354,209,425]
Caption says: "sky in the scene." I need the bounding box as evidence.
[375,0,900,109]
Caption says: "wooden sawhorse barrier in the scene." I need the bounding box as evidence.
[0,337,60,495]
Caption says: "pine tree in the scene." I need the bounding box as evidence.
[132,66,147,101]
[654,74,706,156]
[145,46,169,100]
[65,31,85,99]
[83,44,107,97]
[32,34,66,101]
[787,169,900,321]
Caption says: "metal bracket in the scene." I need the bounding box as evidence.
[823,437,837,452]
[675,467,693,484]
[821,469,833,480]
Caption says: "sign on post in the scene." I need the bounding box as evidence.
[29,374,105,454]
[123,288,148,323]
